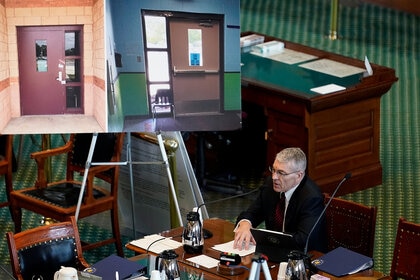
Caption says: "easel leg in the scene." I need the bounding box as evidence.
[75,133,98,222]
[156,132,183,227]
[127,133,138,239]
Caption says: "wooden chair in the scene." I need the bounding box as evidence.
[390,217,420,280]
[324,194,377,257]
[6,216,89,280]
[10,133,125,256]
[0,135,13,210]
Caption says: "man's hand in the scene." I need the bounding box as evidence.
[233,220,255,250]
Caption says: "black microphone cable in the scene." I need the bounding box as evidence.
[146,234,183,254]
[196,186,260,214]
[303,172,352,255]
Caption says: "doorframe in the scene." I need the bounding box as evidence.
[141,10,225,117]
[17,25,85,115]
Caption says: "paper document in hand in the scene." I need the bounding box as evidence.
[130,234,182,254]
[212,240,255,257]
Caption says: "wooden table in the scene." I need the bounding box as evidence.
[240,31,398,196]
[126,218,387,280]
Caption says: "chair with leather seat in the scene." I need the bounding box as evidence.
[324,194,377,257]
[0,135,14,210]
[10,133,125,256]
[6,216,89,280]
[390,217,420,280]
[152,88,175,119]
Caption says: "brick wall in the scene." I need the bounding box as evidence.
[92,0,106,130]
[5,0,93,8]
[0,2,11,131]
[4,1,106,129]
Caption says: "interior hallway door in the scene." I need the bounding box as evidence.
[168,16,223,116]
[17,26,84,115]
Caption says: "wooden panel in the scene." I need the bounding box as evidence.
[308,98,381,195]
[266,108,307,163]
[240,32,397,195]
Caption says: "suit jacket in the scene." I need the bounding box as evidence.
[236,175,327,253]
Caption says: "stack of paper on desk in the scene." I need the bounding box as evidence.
[251,40,285,54]
[130,234,182,254]
[240,34,265,48]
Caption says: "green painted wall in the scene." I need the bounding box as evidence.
[224,73,241,110]
[118,73,148,116]
[116,72,241,119]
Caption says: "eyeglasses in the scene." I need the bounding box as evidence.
[269,166,300,177]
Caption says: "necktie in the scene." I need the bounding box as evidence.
[274,192,286,231]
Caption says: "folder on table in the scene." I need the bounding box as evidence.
[311,246,374,277]
[85,254,147,280]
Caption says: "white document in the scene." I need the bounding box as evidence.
[186,255,220,269]
[129,234,182,254]
[212,240,256,257]
[299,58,365,78]
[311,83,346,94]
[251,48,317,64]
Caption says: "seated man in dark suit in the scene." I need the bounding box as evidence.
[233,147,327,253]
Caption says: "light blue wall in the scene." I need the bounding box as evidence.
[108,0,240,74]
[106,0,241,122]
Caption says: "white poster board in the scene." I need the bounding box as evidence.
[118,131,207,238]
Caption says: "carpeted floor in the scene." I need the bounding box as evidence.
[0,134,137,266]
[239,0,419,274]
[0,0,419,276]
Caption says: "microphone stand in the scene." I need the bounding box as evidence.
[195,187,259,239]
[302,173,352,275]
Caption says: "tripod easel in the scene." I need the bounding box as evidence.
[74,131,184,237]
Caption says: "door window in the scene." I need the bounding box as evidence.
[36,39,48,72]
[65,30,82,110]
[143,14,171,114]
[188,29,202,66]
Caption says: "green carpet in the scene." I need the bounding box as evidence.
[241,0,420,274]
[0,134,135,265]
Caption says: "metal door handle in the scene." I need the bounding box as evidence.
[56,71,62,81]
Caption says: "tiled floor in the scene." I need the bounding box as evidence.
[2,115,104,134]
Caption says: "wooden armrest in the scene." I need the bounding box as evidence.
[30,140,73,160]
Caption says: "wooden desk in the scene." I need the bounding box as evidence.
[126,218,386,280]
[240,32,398,195]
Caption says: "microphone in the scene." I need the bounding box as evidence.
[303,172,351,255]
